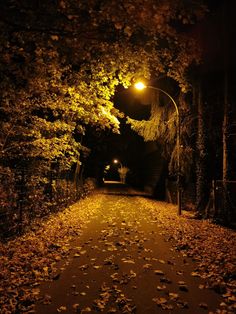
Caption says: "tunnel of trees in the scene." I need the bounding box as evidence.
[0,0,235,238]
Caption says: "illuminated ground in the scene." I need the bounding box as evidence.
[0,184,235,313]
[35,185,234,313]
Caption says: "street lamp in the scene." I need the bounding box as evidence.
[134,82,182,215]
[113,159,123,168]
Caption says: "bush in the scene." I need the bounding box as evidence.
[82,177,97,196]
[0,166,18,237]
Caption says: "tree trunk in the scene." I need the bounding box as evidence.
[195,80,209,217]
[222,87,231,223]
[222,1,231,223]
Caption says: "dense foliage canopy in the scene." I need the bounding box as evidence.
[0,0,206,167]
[0,0,208,235]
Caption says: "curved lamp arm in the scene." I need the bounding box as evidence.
[134,82,182,215]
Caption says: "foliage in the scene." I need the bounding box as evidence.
[118,166,129,183]
[127,92,195,178]
[118,167,130,176]
[0,0,207,233]
[83,177,97,194]
[127,100,177,143]
[0,0,207,165]
[0,171,96,239]
[0,166,17,237]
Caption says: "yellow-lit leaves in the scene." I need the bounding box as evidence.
[0,194,103,313]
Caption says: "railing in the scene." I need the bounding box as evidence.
[0,166,94,240]
[210,180,236,220]
[165,179,236,222]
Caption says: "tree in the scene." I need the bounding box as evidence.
[194,79,209,216]
[127,87,195,183]
[192,0,236,223]
[222,1,233,223]
[0,0,208,232]
[118,166,129,184]
[1,0,207,169]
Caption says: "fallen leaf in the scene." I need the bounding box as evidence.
[162,304,174,310]
[31,288,40,296]
[52,273,61,280]
[72,291,79,296]
[111,273,119,282]
[177,300,189,308]
[158,259,165,264]
[93,265,102,269]
[179,284,189,292]
[121,258,135,264]
[199,302,208,309]
[157,285,166,291]
[154,270,165,275]
[191,271,201,277]
[80,292,86,296]
[79,264,89,271]
[160,277,172,284]
[152,297,168,305]
[42,294,52,305]
[169,292,179,300]
[57,305,67,312]
[72,303,80,311]
[129,270,136,278]
[177,281,189,291]
[81,307,92,312]
[228,295,236,302]
[143,263,152,269]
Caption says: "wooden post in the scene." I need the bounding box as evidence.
[212,180,216,217]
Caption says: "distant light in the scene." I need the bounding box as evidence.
[134,82,147,90]
[113,159,118,164]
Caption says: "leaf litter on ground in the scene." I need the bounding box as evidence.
[0,193,236,313]
[138,197,236,313]
[0,194,103,314]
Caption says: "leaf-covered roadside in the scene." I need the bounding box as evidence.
[0,193,104,314]
[0,194,235,314]
[138,198,236,313]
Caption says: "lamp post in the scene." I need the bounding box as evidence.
[113,159,123,168]
[134,82,182,215]
[113,159,127,184]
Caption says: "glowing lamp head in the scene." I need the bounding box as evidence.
[134,82,146,90]
[113,159,118,164]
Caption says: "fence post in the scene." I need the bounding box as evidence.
[165,179,172,203]
[18,167,25,235]
[212,179,216,217]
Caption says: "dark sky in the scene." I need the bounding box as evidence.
[196,0,236,71]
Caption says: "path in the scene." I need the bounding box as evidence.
[34,183,224,313]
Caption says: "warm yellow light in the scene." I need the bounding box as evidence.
[113,159,118,164]
[134,82,147,90]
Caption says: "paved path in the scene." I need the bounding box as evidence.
[35,183,222,313]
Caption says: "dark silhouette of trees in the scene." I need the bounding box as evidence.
[5,0,236,236]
